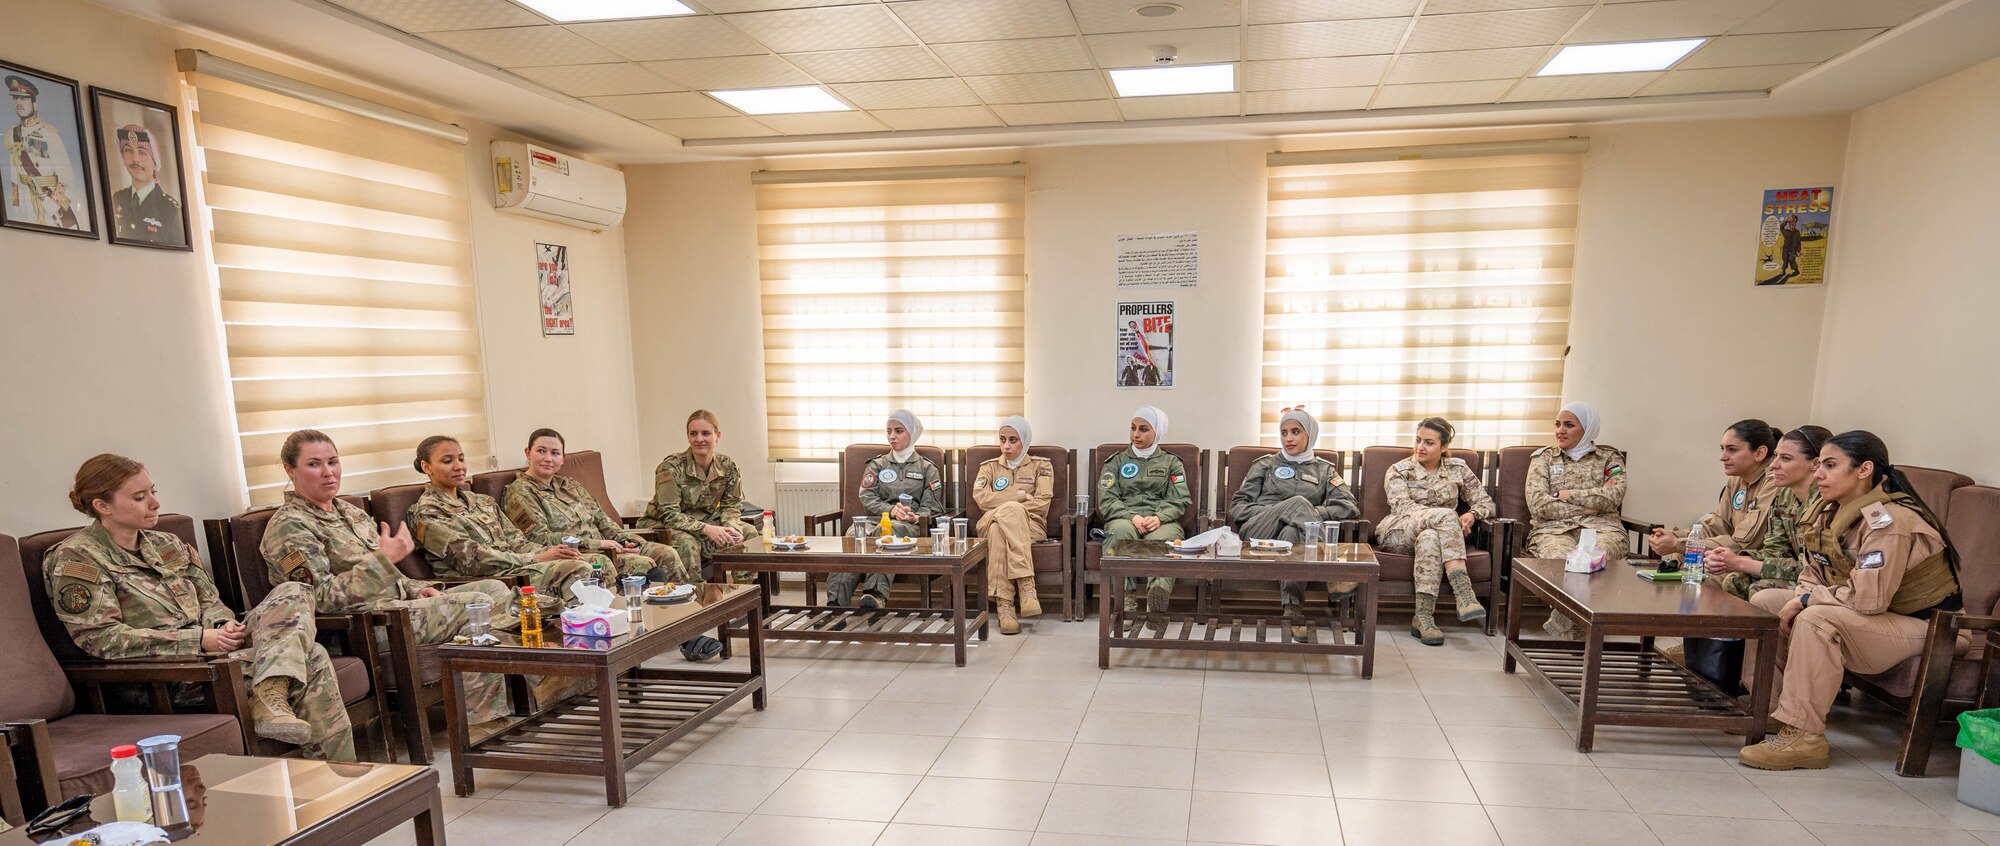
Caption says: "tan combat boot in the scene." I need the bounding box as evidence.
[251,677,313,746]
[1284,604,1311,643]
[1446,569,1485,622]
[1410,594,1445,646]
[998,599,1021,635]
[1016,578,1042,618]
[1738,725,1829,770]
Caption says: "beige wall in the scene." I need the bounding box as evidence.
[1814,56,2000,486]
[0,0,644,534]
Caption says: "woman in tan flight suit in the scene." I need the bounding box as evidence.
[972,416,1054,635]
[1647,419,1787,563]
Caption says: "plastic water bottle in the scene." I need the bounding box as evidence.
[519,586,543,647]
[110,744,150,822]
[1683,520,1708,585]
[762,510,777,544]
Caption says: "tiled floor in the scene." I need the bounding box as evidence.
[367,608,1999,846]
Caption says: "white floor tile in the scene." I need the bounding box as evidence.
[1187,790,1341,846]
[1198,716,1322,754]
[1461,761,1630,811]
[930,736,1074,781]
[1037,783,1193,841]
[801,730,950,775]
[1337,798,1500,846]
[683,726,834,768]
[568,807,745,846]
[627,763,795,813]
[1636,815,1820,846]
[719,814,884,845]
[754,768,918,821]
[1077,711,1201,748]
[1060,743,1198,789]
[1483,806,1662,846]
[894,776,1056,830]
[1194,749,1333,798]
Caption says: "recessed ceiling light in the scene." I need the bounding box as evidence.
[1537,39,1707,76]
[514,0,695,22]
[1109,63,1235,97]
[1134,3,1181,17]
[708,86,850,115]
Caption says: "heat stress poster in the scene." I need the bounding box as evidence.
[1755,187,1833,286]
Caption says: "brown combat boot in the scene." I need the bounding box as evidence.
[1737,725,1829,770]
[1016,578,1042,618]
[251,677,312,746]
[1284,603,1311,643]
[998,599,1021,635]
[1410,594,1444,646]
[1145,584,1171,632]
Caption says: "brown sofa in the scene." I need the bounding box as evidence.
[1351,446,1507,635]
[1076,443,1209,611]
[959,445,1076,620]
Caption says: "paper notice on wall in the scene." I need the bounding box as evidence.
[538,242,574,336]
[1754,187,1833,286]
[1116,231,1198,288]
[1116,300,1174,388]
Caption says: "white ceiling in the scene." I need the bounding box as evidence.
[86,0,2000,161]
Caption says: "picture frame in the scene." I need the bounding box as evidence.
[1,59,99,239]
[90,86,191,251]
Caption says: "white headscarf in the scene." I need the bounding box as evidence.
[1559,401,1601,461]
[1279,408,1319,464]
[1131,406,1168,459]
[888,409,923,463]
[998,416,1033,469]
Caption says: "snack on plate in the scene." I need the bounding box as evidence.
[1249,538,1289,549]
[645,583,681,597]
[780,535,807,544]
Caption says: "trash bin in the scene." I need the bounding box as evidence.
[1957,709,2000,814]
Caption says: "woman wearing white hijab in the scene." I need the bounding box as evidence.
[972,416,1056,634]
[1525,401,1631,639]
[834,410,946,609]
[1098,406,1191,629]
[1227,408,1361,641]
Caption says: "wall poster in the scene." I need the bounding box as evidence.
[537,242,573,335]
[1755,187,1833,286]
[1116,300,1174,388]
[1116,231,1198,288]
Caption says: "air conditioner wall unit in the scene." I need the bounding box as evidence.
[492,141,626,231]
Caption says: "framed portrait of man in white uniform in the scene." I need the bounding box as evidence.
[1,60,98,239]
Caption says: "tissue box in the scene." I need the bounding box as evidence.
[1564,547,1607,574]
[559,607,630,637]
[562,634,613,651]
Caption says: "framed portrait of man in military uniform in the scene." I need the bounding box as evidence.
[89,87,191,251]
[0,60,98,239]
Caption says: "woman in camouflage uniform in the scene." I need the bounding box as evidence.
[45,454,355,759]
[638,410,760,583]
[1227,408,1359,642]
[1374,418,1495,646]
[1702,426,1829,600]
[1526,402,1629,640]
[406,436,601,611]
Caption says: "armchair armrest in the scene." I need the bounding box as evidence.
[58,657,253,752]
[624,527,663,541]
[2,719,57,823]
[805,510,844,536]
[434,574,528,590]
[1622,517,1661,555]
[1345,518,1375,544]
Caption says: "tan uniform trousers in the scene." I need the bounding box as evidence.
[1747,588,1931,733]
[978,501,1043,598]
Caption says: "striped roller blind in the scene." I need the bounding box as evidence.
[186,74,489,506]
[754,168,1026,459]
[1262,143,1583,451]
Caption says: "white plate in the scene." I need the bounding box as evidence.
[643,583,696,604]
[1248,539,1293,552]
[1169,543,1210,553]
[772,540,810,550]
[877,540,918,550]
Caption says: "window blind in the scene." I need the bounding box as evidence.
[1263,145,1582,451]
[755,169,1026,459]
[186,74,489,506]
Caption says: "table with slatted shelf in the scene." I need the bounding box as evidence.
[713,535,990,667]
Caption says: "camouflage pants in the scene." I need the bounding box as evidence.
[665,520,758,583]
[1714,571,1797,601]
[1527,529,1631,638]
[367,579,515,723]
[617,539,697,583]
[516,557,600,610]
[1377,507,1466,596]
[1240,496,1357,608]
[1108,517,1185,595]
[231,582,355,761]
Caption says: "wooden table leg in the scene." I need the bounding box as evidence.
[749,595,767,710]
[598,666,628,806]
[976,558,990,641]
[1578,629,1605,752]
[444,665,473,797]
[1747,633,1778,745]
[951,565,968,667]
[413,782,447,846]
[1503,579,1526,673]
[1098,570,1113,669]
[1360,578,1377,680]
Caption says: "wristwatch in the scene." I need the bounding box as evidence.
[1798,592,1811,608]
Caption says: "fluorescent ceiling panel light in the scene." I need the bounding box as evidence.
[1109,63,1235,97]
[709,86,851,115]
[514,0,695,22]
[1537,39,1706,76]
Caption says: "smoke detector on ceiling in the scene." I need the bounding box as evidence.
[1134,3,1182,18]
[1153,46,1178,65]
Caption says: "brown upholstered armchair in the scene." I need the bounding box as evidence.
[1348,446,1508,636]
[959,445,1076,620]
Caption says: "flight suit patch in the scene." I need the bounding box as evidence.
[861,471,877,488]
[929,478,941,490]
[1119,463,1139,479]
[1858,550,1886,569]
[975,476,987,490]
[1863,503,1894,530]
[993,476,1010,491]
[1733,490,1746,510]
[1101,472,1116,489]
[289,565,318,585]
[59,583,92,614]
[878,468,900,484]
[1274,465,1296,480]
[59,559,103,582]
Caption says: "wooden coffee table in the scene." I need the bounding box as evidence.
[2,755,445,846]
[439,582,765,806]
[1503,558,1780,750]
[1097,540,1381,677]
[714,536,990,666]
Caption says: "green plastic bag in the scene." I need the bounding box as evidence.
[1957,709,2000,766]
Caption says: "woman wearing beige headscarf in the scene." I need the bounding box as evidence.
[972,416,1054,635]
[1228,408,1360,642]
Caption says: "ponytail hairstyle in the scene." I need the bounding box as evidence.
[1781,425,1831,460]
[281,429,336,468]
[687,409,721,433]
[1825,430,1959,574]
[413,435,460,473]
[1727,418,1784,462]
[1416,416,1456,447]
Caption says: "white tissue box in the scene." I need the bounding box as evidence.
[559,607,629,637]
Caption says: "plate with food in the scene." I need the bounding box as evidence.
[1169,541,1211,554]
[876,535,919,550]
[1248,538,1293,552]
[772,535,810,550]
[644,583,696,604]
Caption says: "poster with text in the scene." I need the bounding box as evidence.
[1754,187,1833,286]
[1116,231,1198,288]
[537,242,574,335]
[1116,301,1174,388]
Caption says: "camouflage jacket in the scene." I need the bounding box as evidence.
[639,450,745,534]
[1741,484,1814,584]
[1525,445,1629,536]
[44,521,236,659]
[1228,454,1358,526]
[262,491,428,612]
[504,472,631,546]
[1386,457,1495,520]
[409,484,541,577]
[1097,448,1190,523]
[858,452,945,522]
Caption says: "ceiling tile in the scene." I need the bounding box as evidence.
[585,91,736,119]
[329,0,543,33]
[1383,46,1545,84]
[725,5,916,52]
[1245,86,1374,113]
[1067,0,1242,34]
[1567,0,1763,43]
[932,37,1094,75]
[889,0,1078,44]
[567,17,768,61]
[696,0,863,11]
[1085,27,1240,68]
[1115,92,1241,120]
[643,116,779,138]
[1502,71,1660,101]
[964,70,1110,103]
[783,46,951,82]
[1423,0,1592,12]
[1636,62,1816,96]
[1251,0,1420,25]
[990,100,1120,125]
[1246,18,1412,60]
[1244,55,1393,91]
[510,63,686,96]
[1735,0,1946,35]
[1404,7,1589,53]
[755,111,892,134]
[1370,78,1513,108]
[421,26,625,67]
[832,77,981,109]
[1678,29,1881,68]
[873,105,1004,129]
[640,54,818,89]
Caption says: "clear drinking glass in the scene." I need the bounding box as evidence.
[930,528,948,554]
[1302,521,1322,550]
[137,734,189,831]
[464,596,496,645]
[952,517,970,553]
[1074,493,1090,516]
[1325,521,1344,561]
[621,575,646,622]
